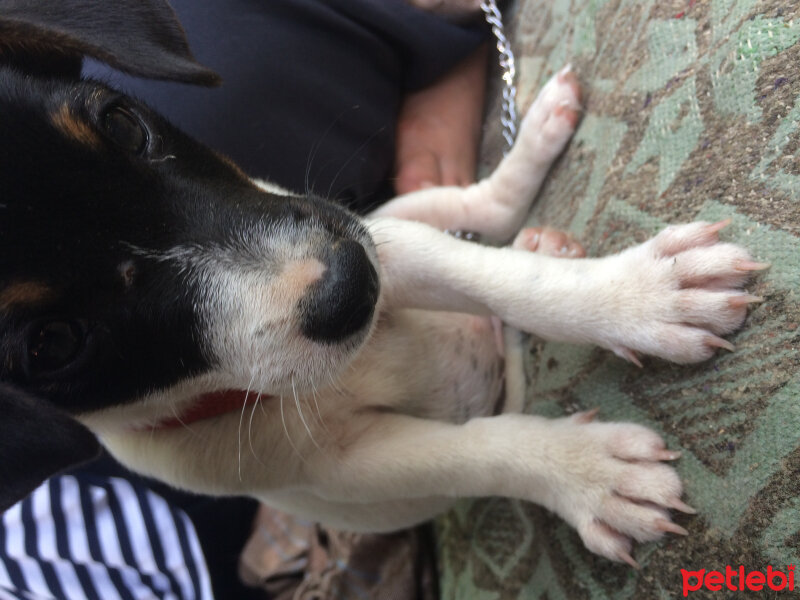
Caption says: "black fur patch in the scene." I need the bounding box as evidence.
[0,70,364,413]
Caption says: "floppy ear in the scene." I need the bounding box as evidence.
[0,383,101,512]
[0,0,220,85]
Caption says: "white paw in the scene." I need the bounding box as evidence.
[541,412,693,567]
[519,65,582,162]
[591,221,765,364]
[467,65,582,241]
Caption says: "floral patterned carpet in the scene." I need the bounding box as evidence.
[436,1,800,597]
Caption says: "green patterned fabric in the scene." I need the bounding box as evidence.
[436,1,799,597]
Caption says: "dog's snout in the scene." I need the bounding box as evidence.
[301,240,379,343]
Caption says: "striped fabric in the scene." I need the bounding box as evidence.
[0,475,214,600]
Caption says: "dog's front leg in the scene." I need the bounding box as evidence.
[369,217,761,364]
[370,67,581,242]
[306,410,688,566]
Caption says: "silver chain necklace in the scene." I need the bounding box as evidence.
[447,1,518,242]
[480,0,518,153]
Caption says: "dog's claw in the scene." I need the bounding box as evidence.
[727,294,764,308]
[706,218,732,236]
[655,518,689,536]
[655,449,682,461]
[668,498,698,515]
[555,64,582,108]
[618,550,641,570]
[613,346,643,368]
[705,335,735,353]
[571,408,599,423]
[734,260,771,272]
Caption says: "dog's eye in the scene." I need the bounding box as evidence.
[102,106,148,155]
[27,320,87,375]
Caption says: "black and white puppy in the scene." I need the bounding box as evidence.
[0,0,763,566]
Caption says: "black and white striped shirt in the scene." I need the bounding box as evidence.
[0,474,213,600]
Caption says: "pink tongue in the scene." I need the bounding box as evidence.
[149,390,265,430]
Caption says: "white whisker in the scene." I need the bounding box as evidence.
[309,377,331,437]
[237,372,256,482]
[326,368,347,397]
[259,396,269,418]
[168,401,195,435]
[280,394,307,464]
[305,106,357,197]
[326,124,386,200]
[292,375,321,451]
[247,393,270,468]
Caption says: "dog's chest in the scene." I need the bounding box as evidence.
[346,310,505,422]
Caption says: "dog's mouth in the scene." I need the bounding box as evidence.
[135,389,269,431]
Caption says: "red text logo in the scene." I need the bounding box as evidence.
[681,565,795,596]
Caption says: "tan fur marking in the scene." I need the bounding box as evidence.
[214,149,252,182]
[0,282,53,310]
[274,260,325,302]
[51,105,100,148]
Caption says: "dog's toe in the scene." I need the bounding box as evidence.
[519,65,582,157]
[588,221,766,364]
[544,419,691,566]
[578,520,638,567]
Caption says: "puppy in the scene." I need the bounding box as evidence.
[0,0,763,567]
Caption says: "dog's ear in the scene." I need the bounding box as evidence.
[0,382,101,512]
[0,0,221,85]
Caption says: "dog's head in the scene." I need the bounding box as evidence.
[0,0,380,509]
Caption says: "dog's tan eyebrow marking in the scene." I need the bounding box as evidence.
[0,282,54,311]
[51,104,100,148]
[212,148,254,183]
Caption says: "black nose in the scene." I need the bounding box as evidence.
[301,240,379,342]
